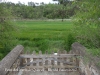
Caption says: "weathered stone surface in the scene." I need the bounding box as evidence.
[71,42,100,75]
[0,42,99,75]
[0,45,24,75]
[71,42,86,56]
[22,71,80,75]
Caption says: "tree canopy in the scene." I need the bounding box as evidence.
[0,3,15,60]
[74,0,100,48]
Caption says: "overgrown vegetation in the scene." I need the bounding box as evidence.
[0,3,15,60]
[73,0,100,67]
[13,20,75,53]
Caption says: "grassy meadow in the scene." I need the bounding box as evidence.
[12,20,75,53]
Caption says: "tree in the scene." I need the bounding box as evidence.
[40,2,45,5]
[74,0,100,48]
[28,2,35,7]
[0,3,15,60]
[73,0,100,68]
[53,0,73,21]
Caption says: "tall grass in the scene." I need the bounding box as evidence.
[12,20,75,53]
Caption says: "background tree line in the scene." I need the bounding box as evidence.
[0,1,77,19]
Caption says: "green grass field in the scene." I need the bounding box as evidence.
[12,20,75,53]
[13,20,74,39]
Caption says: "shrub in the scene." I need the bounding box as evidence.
[64,33,75,52]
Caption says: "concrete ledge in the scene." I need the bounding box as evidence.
[0,45,24,75]
[71,42,86,56]
[71,42,100,75]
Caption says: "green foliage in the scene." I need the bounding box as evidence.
[64,33,75,52]
[1,2,76,19]
[87,48,100,57]
[35,39,49,53]
[73,0,100,66]
[0,53,3,60]
[73,0,100,48]
[0,3,15,60]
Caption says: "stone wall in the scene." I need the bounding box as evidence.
[0,45,24,75]
[71,42,100,75]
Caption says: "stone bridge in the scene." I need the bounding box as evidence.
[0,42,99,75]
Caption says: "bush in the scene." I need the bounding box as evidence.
[64,33,75,52]
[0,53,3,60]
[35,39,49,53]
[0,3,15,60]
